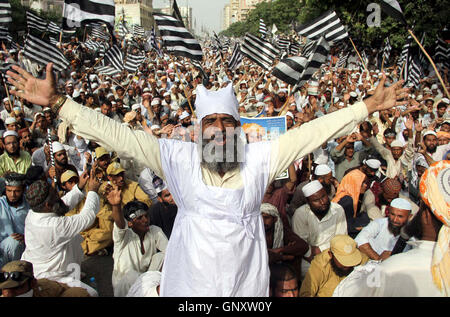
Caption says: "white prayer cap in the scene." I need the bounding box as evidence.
[390,140,403,148]
[132,104,141,111]
[179,111,190,120]
[431,84,438,90]
[195,84,240,122]
[302,180,323,198]
[258,84,265,89]
[52,142,65,153]
[163,91,170,97]
[3,130,18,138]
[5,117,16,125]
[151,99,160,106]
[423,130,437,138]
[390,198,412,211]
[3,97,10,103]
[72,90,80,98]
[350,92,358,98]
[364,159,381,170]
[440,98,450,104]
[286,111,294,119]
[70,71,76,76]
[150,124,160,130]
[107,93,114,98]
[314,164,332,176]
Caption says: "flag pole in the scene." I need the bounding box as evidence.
[381,54,386,73]
[349,37,373,86]
[407,29,449,99]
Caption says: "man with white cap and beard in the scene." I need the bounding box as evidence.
[0,131,32,176]
[7,62,408,296]
[292,180,348,280]
[355,197,413,261]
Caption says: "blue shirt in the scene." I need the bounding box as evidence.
[0,196,29,240]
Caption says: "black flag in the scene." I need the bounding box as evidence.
[380,0,408,26]
[172,0,185,27]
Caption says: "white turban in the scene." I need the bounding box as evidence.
[260,203,284,249]
[195,84,240,123]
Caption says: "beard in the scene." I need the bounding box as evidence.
[330,259,354,277]
[388,220,401,236]
[6,147,20,157]
[311,201,331,218]
[6,196,23,207]
[53,198,70,216]
[199,132,243,174]
[426,144,437,154]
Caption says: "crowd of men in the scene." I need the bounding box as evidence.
[0,33,448,297]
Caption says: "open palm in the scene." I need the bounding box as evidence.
[7,63,57,107]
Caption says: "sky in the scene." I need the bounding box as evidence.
[152,0,230,34]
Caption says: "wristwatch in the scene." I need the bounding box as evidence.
[51,95,68,114]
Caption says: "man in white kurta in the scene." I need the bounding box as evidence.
[6,63,408,296]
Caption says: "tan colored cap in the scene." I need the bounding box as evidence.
[330,235,362,267]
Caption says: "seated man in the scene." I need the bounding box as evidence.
[362,178,418,220]
[81,162,151,256]
[356,198,412,261]
[21,173,101,297]
[269,262,299,297]
[289,164,338,217]
[148,186,178,239]
[108,188,168,297]
[291,180,347,280]
[0,131,32,177]
[0,173,29,267]
[332,169,371,238]
[300,234,369,297]
[0,260,90,297]
[261,203,308,278]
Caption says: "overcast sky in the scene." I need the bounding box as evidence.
[153,0,230,34]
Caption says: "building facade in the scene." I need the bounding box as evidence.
[115,0,154,30]
[223,0,268,31]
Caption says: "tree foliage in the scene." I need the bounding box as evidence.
[221,0,449,50]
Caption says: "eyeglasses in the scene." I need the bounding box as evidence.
[0,271,29,283]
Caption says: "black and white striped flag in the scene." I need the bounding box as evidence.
[104,44,124,72]
[63,0,115,30]
[0,0,12,24]
[259,19,268,38]
[153,13,203,62]
[0,25,8,42]
[228,43,243,70]
[301,39,317,59]
[133,25,145,38]
[434,37,448,65]
[124,53,146,73]
[23,34,69,72]
[382,37,392,62]
[277,38,290,52]
[272,36,329,88]
[90,25,109,41]
[337,51,349,68]
[241,33,280,70]
[26,11,48,33]
[408,54,422,88]
[358,50,369,71]
[117,22,129,38]
[289,42,301,56]
[148,27,163,57]
[398,35,411,71]
[380,0,408,26]
[47,21,62,35]
[296,10,348,43]
[96,65,121,76]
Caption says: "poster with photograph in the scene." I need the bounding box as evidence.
[240,116,289,180]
